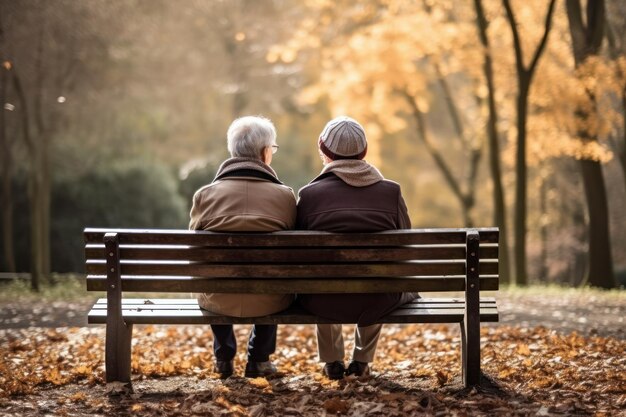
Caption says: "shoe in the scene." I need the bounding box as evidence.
[346,361,370,377]
[215,360,234,379]
[323,361,346,380]
[244,361,277,378]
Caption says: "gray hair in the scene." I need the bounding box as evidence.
[227,116,276,158]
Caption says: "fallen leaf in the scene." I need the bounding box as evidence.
[249,378,270,389]
[517,344,531,356]
[323,397,350,414]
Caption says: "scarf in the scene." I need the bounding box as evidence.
[214,157,282,184]
[311,159,384,187]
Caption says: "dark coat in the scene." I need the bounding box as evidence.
[296,173,411,232]
[296,172,417,326]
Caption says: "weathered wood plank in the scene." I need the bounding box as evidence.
[88,305,499,325]
[86,275,500,293]
[93,297,498,305]
[89,307,497,318]
[91,302,498,311]
[85,260,499,277]
[85,245,500,262]
[84,228,499,246]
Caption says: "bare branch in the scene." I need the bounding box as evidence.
[402,90,465,203]
[10,66,34,154]
[528,0,558,75]
[466,134,484,201]
[502,0,525,74]
[566,0,587,63]
[586,0,605,52]
[34,22,46,136]
[433,62,466,144]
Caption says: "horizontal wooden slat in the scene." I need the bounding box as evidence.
[95,298,202,305]
[85,245,499,262]
[87,309,498,324]
[93,297,497,305]
[85,260,499,277]
[86,275,500,292]
[88,298,499,325]
[84,228,499,246]
[90,302,497,311]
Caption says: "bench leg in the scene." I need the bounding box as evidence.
[463,230,481,387]
[460,322,467,382]
[105,320,133,383]
[104,232,133,384]
[460,320,480,387]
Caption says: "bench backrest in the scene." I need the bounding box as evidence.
[84,228,499,294]
[85,228,498,293]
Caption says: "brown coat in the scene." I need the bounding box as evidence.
[190,171,297,317]
[296,172,411,232]
[296,172,416,326]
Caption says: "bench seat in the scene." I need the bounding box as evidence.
[88,297,499,325]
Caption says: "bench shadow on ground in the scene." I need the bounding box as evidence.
[97,372,539,415]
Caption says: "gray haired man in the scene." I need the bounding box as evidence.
[190,116,296,378]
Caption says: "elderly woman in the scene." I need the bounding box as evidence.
[189,116,296,378]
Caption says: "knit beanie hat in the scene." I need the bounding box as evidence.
[318,116,368,160]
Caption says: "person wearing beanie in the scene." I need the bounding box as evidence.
[189,115,297,379]
[296,116,417,380]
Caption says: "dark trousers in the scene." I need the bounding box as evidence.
[211,324,277,362]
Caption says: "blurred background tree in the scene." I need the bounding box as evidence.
[0,0,624,289]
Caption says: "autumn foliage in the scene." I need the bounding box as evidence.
[1,323,624,415]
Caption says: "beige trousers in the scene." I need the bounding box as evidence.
[316,324,382,363]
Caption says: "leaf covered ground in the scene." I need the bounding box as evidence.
[1,320,625,416]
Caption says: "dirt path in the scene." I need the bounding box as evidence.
[492,290,626,339]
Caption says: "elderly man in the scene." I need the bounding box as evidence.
[189,115,296,379]
[296,116,417,380]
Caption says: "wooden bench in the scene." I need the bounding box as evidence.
[84,227,499,387]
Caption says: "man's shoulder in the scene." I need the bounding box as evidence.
[270,182,297,201]
[299,176,401,196]
[378,178,402,191]
[243,177,295,198]
[211,177,296,202]
[192,182,216,199]
[298,173,338,196]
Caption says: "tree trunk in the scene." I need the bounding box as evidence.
[474,0,510,284]
[41,135,52,282]
[0,173,15,273]
[619,89,626,187]
[514,79,530,285]
[0,6,17,274]
[503,0,556,286]
[28,162,44,292]
[11,67,43,291]
[0,162,16,272]
[566,0,616,288]
[0,65,16,273]
[539,168,549,282]
[579,160,614,288]
[33,23,52,283]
